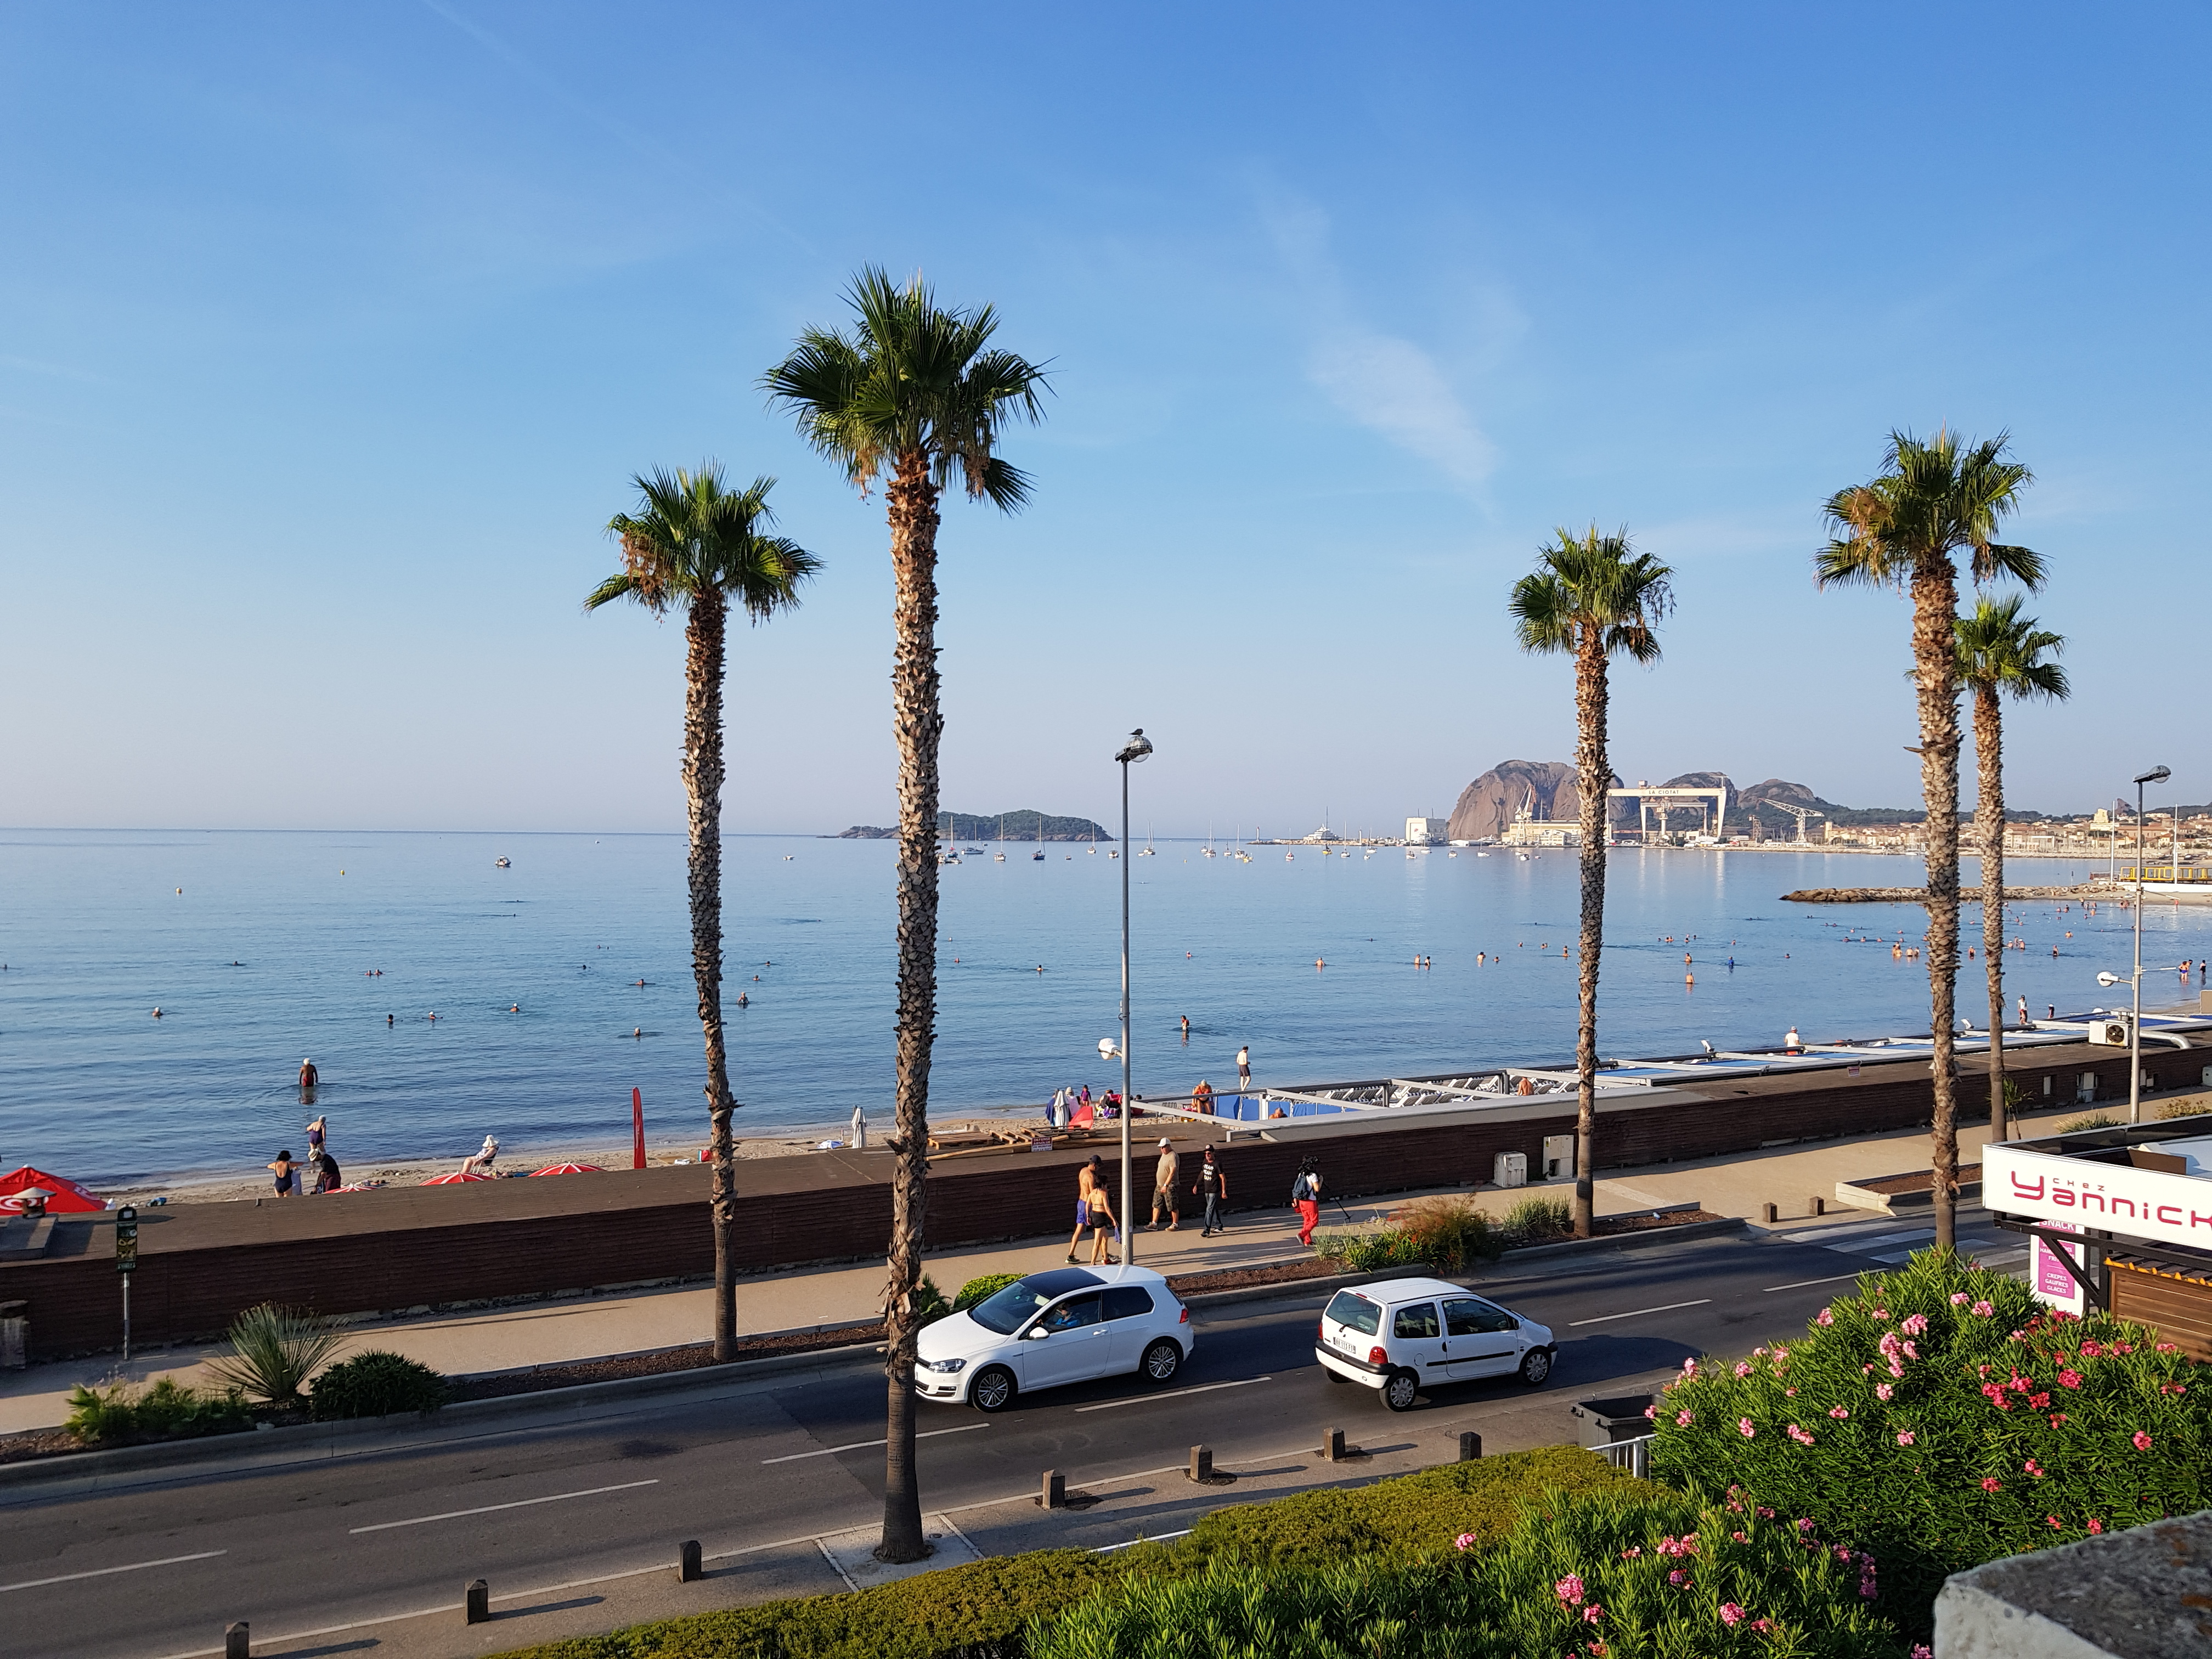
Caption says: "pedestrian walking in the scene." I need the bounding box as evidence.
[304,1114,328,1165]
[1291,1158,1323,1247]
[1197,1146,1227,1235]
[1069,1155,1118,1263]
[1151,1138,1181,1231]
[1236,1045,1250,1090]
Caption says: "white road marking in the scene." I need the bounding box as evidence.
[1568,1299,1711,1327]
[1764,1271,1872,1292]
[1074,1376,1272,1413]
[348,1479,659,1533]
[1097,1530,1193,1551]
[2,1550,225,1594]
[761,1421,987,1463]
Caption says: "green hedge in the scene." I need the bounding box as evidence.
[493,1448,1628,1659]
[1178,1444,1640,1568]
[309,1350,449,1420]
[1031,1487,1914,1659]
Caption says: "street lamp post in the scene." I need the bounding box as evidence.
[2128,765,2169,1125]
[1112,729,1152,1261]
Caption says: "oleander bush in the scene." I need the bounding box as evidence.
[953,1273,1021,1311]
[64,1376,253,1443]
[1178,1444,1639,1569]
[1649,1248,2212,1633]
[308,1350,449,1420]
[1030,1488,1914,1659]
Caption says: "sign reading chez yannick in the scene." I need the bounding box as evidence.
[1983,1139,2212,1252]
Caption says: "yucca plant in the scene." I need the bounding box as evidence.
[205,1303,343,1407]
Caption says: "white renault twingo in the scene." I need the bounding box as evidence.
[1314,1276,1555,1411]
[915,1264,1193,1413]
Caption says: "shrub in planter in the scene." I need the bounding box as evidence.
[308,1350,449,1420]
[206,1302,344,1407]
[1393,1195,1502,1271]
[912,1274,952,1326]
[954,1272,1020,1311]
[1313,1228,1426,1272]
[1032,1487,1915,1658]
[1650,1248,2211,1633]
[1501,1195,1573,1246]
[65,1377,253,1444]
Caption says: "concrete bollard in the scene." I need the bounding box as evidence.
[464,1579,490,1625]
[224,1623,249,1659]
[1188,1444,1213,1482]
[678,1539,702,1583]
[1762,1202,1779,1223]
[1322,1427,1347,1462]
[1812,1197,1826,1216]
[1459,1431,1482,1461]
[1042,1469,1066,1508]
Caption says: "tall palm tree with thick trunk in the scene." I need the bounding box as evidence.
[1509,528,1673,1239]
[763,268,1046,1565]
[1956,594,2068,1141]
[1817,431,2041,1248]
[585,466,819,1362]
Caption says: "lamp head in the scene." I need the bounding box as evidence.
[2135,765,2170,786]
[1115,729,1153,765]
[2097,970,2122,987]
[1098,1037,1120,1059]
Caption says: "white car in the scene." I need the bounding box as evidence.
[915,1264,1193,1412]
[1313,1276,1555,1412]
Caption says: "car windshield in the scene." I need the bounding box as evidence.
[1324,1290,1380,1336]
[969,1268,1105,1335]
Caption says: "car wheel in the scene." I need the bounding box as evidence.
[970,1365,1018,1413]
[1381,1369,1419,1412]
[1323,1365,1347,1385]
[1519,1347,1553,1386]
[1141,1339,1183,1385]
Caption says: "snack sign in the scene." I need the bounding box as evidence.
[1983,1142,2211,1252]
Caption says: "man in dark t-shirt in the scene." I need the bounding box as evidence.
[1196,1147,1227,1236]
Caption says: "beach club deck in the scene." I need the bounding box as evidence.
[2,1023,2207,1357]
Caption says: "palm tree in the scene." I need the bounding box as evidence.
[1817,431,2041,1248]
[585,465,820,1362]
[1509,528,1673,1239]
[763,268,1047,1565]
[1956,594,2068,1141]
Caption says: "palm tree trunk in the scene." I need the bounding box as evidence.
[1911,562,1962,1250]
[683,589,740,1362]
[1570,630,1609,1239]
[1977,684,2007,1142]
[878,451,943,1565]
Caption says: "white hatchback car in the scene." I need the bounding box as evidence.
[915,1264,1194,1413]
[1313,1276,1555,1411]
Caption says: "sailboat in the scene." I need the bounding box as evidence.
[1202,822,1216,858]
[1032,812,1045,860]
[1138,828,1155,857]
[995,812,1007,861]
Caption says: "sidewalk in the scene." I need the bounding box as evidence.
[7,1089,2187,1435]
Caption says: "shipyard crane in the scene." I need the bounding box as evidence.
[1773,804,1826,845]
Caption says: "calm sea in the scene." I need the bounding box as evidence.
[0,830,2201,1188]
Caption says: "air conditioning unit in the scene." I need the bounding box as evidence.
[1542,1135,1575,1181]
[1493,1151,1528,1189]
[2087,1016,2131,1047]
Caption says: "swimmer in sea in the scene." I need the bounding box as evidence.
[387,1013,394,1026]
[634,979,646,987]
[510,1004,520,1013]
[151,1006,162,1018]
[634,1026,643,1038]
[736,992,748,1007]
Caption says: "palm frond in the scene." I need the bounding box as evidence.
[1511,526,1673,661]
[589,467,819,622]
[1955,594,2070,704]
[1820,429,2038,592]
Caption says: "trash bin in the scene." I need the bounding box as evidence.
[1569,1393,1656,1447]
[0,1301,26,1370]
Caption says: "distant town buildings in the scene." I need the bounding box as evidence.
[1404,816,1449,845]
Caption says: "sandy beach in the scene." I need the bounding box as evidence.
[101,1110,1056,1206]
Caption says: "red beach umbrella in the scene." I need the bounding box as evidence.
[419,1171,493,1186]
[529,1163,603,1177]
[0,1166,107,1214]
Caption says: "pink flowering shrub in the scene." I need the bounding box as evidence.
[1649,1249,2211,1635]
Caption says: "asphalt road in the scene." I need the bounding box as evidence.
[0,1215,2019,1659]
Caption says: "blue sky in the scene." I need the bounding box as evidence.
[3,3,2204,834]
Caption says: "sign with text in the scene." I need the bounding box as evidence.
[2029,1219,2084,1317]
[114,1204,137,1274]
[1984,1141,2211,1251]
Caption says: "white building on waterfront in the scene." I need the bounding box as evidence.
[1404,816,1448,845]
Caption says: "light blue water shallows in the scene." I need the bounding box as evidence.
[0,830,2199,1188]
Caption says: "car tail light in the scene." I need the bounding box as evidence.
[1317,1319,1326,1340]
[1368,1346,1389,1366]
[1179,1305,1189,1323]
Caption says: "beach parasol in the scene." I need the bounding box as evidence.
[419,1171,493,1186]
[529,1163,603,1177]
[0,1166,108,1214]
